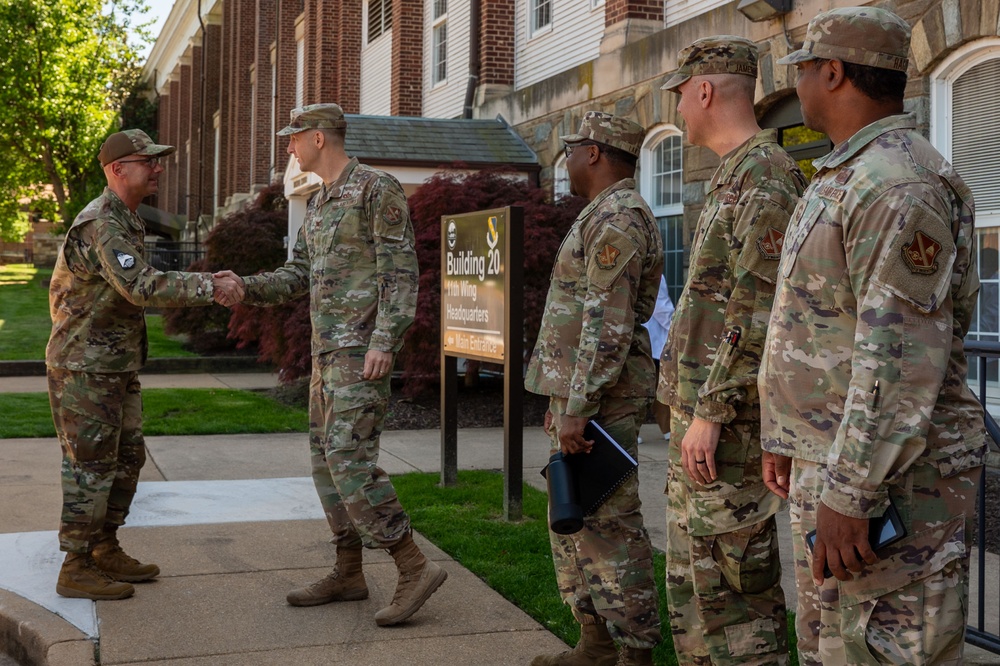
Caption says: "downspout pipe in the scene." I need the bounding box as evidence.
[463,0,481,119]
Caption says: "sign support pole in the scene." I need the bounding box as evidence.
[502,207,523,520]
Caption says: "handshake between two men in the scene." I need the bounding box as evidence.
[211,270,245,307]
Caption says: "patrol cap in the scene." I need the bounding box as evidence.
[661,36,758,93]
[277,103,348,136]
[777,6,910,72]
[98,130,175,167]
[559,111,646,158]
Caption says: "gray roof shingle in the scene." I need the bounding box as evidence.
[344,115,538,170]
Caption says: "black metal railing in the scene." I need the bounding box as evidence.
[964,340,1000,654]
[146,241,205,272]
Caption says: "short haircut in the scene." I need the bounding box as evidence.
[598,143,639,170]
[704,72,756,103]
[841,60,907,103]
[321,127,347,145]
[808,58,907,103]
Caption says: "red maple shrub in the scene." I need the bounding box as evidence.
[163,183,290,354]
[401,168,586,397]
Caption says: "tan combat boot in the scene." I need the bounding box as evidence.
[374,532,447,626]
[615,645,654,666]
[286,546,369,606]
[57,552,135,600]
[530,621,618,666]
[92,534,160,582]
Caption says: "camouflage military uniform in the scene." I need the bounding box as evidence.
[47,187,215,553]
[657,128,804,665]
[525,167,664,649]
[760,112,986,665]
[242,157,418,550]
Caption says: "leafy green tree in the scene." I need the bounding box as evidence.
[0,0,151,228]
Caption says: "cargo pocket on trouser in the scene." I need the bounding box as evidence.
[49,369,130,552]
[836,514,968,666]
[711,520,784,659]
[585,474,662,648]
[328,378,406,547]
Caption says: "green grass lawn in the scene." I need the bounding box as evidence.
[394,470,799,666]
[0,263,196,360]
[0,388,307,438]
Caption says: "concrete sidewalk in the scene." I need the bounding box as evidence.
[1,376,998,663]
[0,371,282,394]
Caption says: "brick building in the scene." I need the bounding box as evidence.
[144,0,1000,350]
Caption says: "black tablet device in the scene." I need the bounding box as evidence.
[805,501,906,578]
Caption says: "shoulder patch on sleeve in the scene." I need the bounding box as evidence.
[113,249,136,269]
[737,198,793,284]
[101,235,145,278]
[872,195,956,314]
[372,184,409,241]
[587,226,638,290]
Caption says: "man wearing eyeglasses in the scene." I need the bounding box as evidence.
[525,111,663,666]
[46,129,241,601]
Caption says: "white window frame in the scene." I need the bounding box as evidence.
[931,38,1000,408]
[641,126,684,217]
[553,153,570,199]
[365,0,393,46]
[432,1,448,86]
[930,37,1000,229]
[640,125,685,304]
[591,0,604,8]
[294,19,305,108]
[528,0,553,37]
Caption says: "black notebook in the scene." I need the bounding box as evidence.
[541,420,639,515]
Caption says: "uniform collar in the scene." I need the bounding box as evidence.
[105,187,145,232]
[813,113,915,171]
[319,157,360,202]
[578,178,636,219]
[710,129,779,190]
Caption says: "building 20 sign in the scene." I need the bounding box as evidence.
[441,208,508,362]
[439,205,524,519]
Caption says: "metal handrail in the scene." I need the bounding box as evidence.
[963,340,1000,653]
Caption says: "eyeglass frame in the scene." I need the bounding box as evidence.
[563,140,601,159]
[117,156,162,168]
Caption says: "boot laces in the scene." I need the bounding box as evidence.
[389,570,422,604]
[79,556,118,583]
[307,567,342,591]
[101,544,141,567]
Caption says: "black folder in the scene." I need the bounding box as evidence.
[541,420,639,515]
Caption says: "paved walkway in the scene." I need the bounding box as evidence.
[1,372,998,664]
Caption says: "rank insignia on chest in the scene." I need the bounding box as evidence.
[596,244,621,270]
[113,249,135,269]
[756,227,785,260]
[383,205,404,226]
[835,168,854,185]
[721,189,739,205]
[902,230,942,274]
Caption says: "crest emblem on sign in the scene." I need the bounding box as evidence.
[446,221,457,249]
[902,231,942,275]
[486,216,499,250]
[756,227,785,260]
[596,244,621,270]
[384,205,404,226]
[113,249,135,269]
